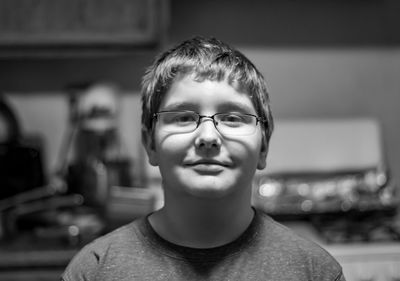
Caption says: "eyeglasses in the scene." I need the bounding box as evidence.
[153,110,265,136]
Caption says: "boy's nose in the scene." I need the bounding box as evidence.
[194,119,221,149]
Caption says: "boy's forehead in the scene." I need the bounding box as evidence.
[167,73,249,96]
[159,75,256,113]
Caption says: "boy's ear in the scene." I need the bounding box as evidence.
[257,133,268,170]
[142,128,159,166]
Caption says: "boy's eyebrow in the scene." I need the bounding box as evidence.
[160,102,198,111]
[217,102,255,114]
[160,101,255,113]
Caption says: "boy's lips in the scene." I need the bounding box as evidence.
[183,159,233,174]
[184,159,231,167]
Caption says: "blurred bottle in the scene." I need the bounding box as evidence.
[61,82,132,213]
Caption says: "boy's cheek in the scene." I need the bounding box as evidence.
[157,133,193,151]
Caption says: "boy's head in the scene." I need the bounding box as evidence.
[141,36,273,144]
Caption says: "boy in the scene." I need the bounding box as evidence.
[61,36,346,280]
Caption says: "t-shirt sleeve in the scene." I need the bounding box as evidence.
[60,244,101,281]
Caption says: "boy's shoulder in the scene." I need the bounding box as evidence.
[82,217,144,254]
[256,210,341,265]
[61,218,144,280]
[253,211,344,281]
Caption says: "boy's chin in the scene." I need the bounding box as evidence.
[181,179,240,200]
[163,169,246,199]
[183,189,234,200]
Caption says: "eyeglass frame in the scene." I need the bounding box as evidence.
[152,110,267,136]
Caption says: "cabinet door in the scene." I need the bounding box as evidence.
[0,0,167,54]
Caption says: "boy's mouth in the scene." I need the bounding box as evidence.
[184,159,232,173]
[184,159,231,167]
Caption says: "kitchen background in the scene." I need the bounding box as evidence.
[1,0,399,185]
[1,1,400,280]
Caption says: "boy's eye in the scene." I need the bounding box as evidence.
[218,113,246,123]
[169,112,197,125]
[218,114,248,126]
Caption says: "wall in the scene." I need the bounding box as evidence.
[243,47,400,181]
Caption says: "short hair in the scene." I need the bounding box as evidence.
[141,36,274,142]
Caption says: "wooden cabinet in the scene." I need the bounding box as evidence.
[0,0,168,56]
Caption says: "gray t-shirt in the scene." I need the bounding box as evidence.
[61,210,345,281]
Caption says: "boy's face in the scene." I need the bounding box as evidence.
[144,75,267,199]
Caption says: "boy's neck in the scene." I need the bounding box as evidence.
[148,191,255,249]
